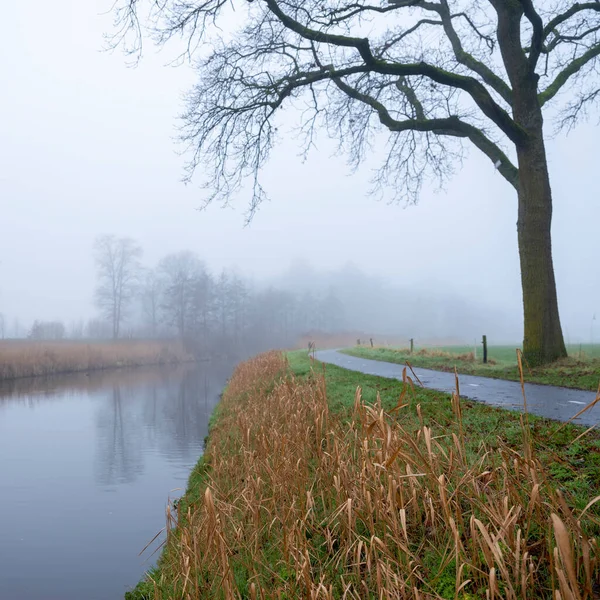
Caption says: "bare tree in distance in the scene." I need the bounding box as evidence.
[28,320,66,340]
[111,0,600,365]
[214,271,231,339]
[140,267,162,336]
[69,319,85,339]
[191,267,216,346]
[93,235,143,339]
[228,273,251,346]
[159,251,205,338]
[86,318,113,339]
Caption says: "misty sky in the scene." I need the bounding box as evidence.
[1,1,598,343]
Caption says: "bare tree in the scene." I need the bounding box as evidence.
[159,251,205,338]
[191,268,215,343]
[140,267,162,336]
[86,318,112,339]
[69,319,85,339]
[28,320,66,340]
[112,0,600,364]
[319,289,345,333]
[12,318,21,339]
[214,270,231,339]
[229,273,250,345]
[93,235,143,339]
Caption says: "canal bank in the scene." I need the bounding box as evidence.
[126,350,600,599]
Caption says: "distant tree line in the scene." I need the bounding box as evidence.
[90,235,345,357]
[5,237,521,348]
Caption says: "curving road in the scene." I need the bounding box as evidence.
[315,349,600,427]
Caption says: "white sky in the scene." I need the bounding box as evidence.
[0,0,598,342]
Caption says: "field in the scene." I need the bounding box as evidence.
[295,331,411,350]
[342,344,600,391]
[127,350,600,599]
[0,339,194,380]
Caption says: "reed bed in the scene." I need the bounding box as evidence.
[135,351,600,599]
[0,339,193,380]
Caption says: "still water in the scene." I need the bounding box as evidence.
[0,361,234,600]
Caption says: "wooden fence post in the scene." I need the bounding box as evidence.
[410,338,414,354]
[482,335,488,364]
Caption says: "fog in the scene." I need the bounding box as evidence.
[1,1,599,345]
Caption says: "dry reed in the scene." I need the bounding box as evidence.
[145,351,600,599]
[0,339,193,380]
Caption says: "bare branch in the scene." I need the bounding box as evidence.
[436,0,513,104]
[109,1,600,214]
[332,75,518,189]
[388,0,440,9]
[454,12,495,51]
[264,0,524,143]
[378,19,444,57]
[543,2,600,41]
[539,42,600,105]
[557,85,600,130]
[518,0,544,69]
[396,77,426,119]
[543,23,600,54]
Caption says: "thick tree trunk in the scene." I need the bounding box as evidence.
[516,133,567,366]
[492,2,568,366]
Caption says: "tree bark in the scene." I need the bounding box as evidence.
[493,1,568,366]
[516,132,567,366]
[513,74,567,365]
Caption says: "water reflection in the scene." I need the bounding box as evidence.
[95,386,144,486]
[0,361,234,600]
[92,365,228,487]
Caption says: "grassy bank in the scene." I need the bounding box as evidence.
[343,345,600,391]
[0,339,193,380]
[128,350,600,599]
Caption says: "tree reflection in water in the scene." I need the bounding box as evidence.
[92,362,233,486]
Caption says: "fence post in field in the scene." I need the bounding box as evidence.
[370,338,373,348]
[357,339,361,346]
[410,338,414,354]
[482,335,488,364]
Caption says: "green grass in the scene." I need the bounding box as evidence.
[126,350,600,599]
[291,350,600,517]
[341,345,600,391]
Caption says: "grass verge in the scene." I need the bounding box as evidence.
[127,350,600,599]
[342,346,600,391]
[0,339,193,380]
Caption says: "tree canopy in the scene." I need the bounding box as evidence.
[112,0,600,211]
[110,0,600,364]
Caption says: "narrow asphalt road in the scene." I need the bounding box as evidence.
[315,350,600,427]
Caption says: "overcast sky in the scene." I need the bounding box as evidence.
[1,1,598,342]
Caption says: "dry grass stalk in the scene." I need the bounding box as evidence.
[150,352,600,599]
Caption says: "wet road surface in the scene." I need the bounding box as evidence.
[315,350,600,427]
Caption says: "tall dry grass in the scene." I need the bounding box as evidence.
[145,352,600,599]
[0,339,194,380]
